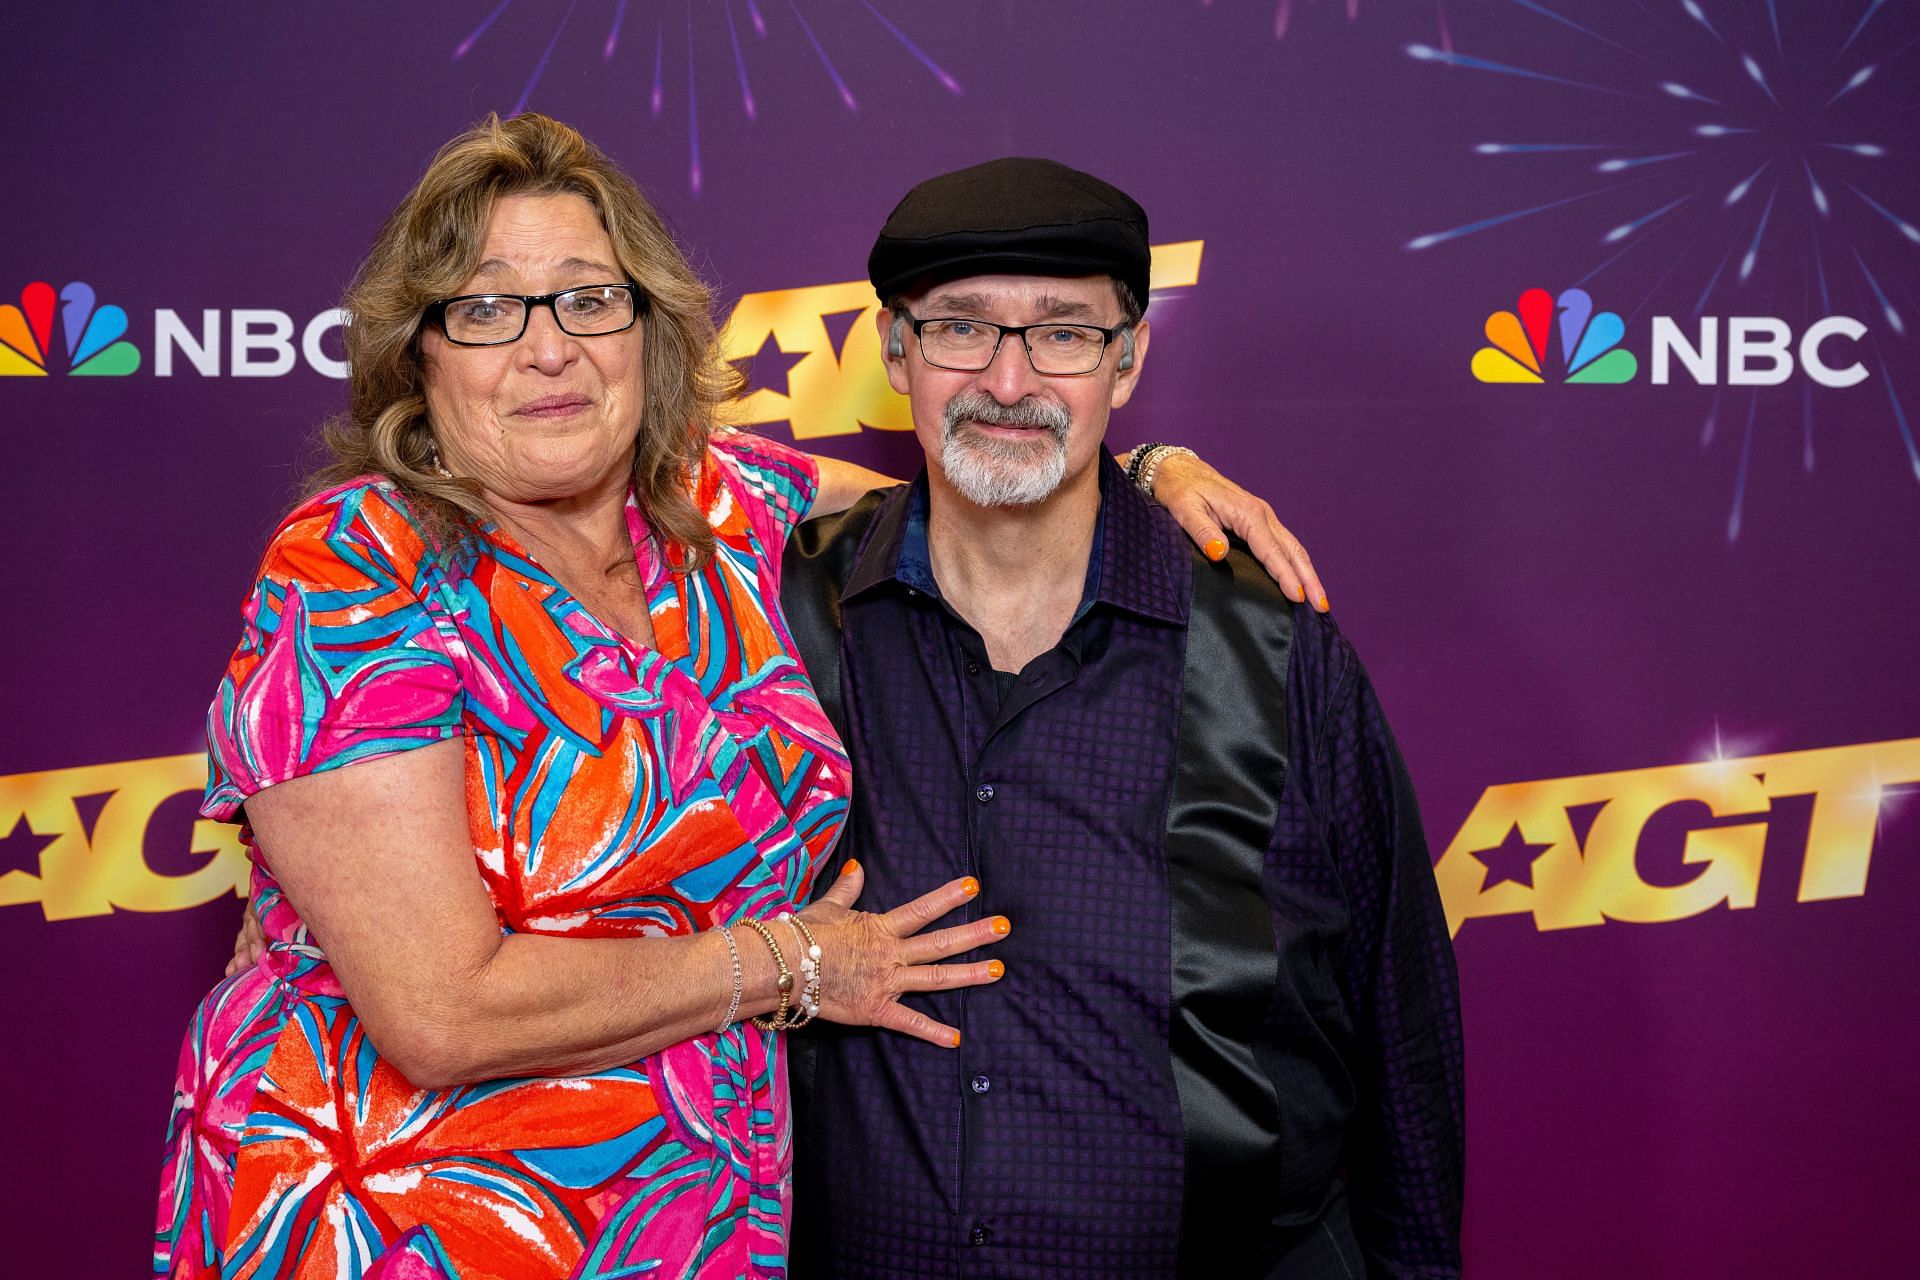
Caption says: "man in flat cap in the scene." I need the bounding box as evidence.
[784,158,1464,1278]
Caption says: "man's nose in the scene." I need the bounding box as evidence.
[975,331,1045,402]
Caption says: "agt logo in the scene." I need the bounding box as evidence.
[0,754,247,920]
[2,279,348,379]
[1472,286,1869,388]
[1435,736,1919,938]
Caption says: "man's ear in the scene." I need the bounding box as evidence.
[1109,319,1150,410]
[876,307,911,396]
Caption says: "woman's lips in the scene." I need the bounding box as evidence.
[514,394,592,418]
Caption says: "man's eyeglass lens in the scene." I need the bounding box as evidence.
[919,320,1112,374]
[441,286,637,344]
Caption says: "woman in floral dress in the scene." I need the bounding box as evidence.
[154,114,1007,1280]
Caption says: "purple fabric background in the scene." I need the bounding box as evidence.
[2,2,1914,1274]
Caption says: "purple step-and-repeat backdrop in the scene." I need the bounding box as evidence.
[4,1,1917,1274]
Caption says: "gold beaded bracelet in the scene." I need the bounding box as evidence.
[741,918,796,1031]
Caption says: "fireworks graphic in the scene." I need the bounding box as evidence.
[1401,0,1920,541]
[452,0,963,194]
[1202,0,1456,49]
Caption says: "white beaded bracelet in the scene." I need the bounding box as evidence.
[780,913,824,1026]
[1138,445,1197,499]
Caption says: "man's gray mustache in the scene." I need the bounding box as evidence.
[941,393,1071,437]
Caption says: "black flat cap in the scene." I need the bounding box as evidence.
[868,157,1150,306]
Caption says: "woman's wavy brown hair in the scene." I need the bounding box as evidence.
[313,112,740,569]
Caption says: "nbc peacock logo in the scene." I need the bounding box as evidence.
[1472,287,1636,385]
[0,280,141,376]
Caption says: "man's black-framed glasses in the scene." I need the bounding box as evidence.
[899,308,1130,376]
[427,283,644,346]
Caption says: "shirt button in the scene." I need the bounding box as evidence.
[970,1074,991,1094]
[975,783,995,803]
[965,660,981,676]
[969,1225,992,1246]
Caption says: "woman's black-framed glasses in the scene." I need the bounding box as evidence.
[899,307,1130,376]
[427,283,644,346]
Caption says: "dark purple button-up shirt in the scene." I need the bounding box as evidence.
[787,455,1463,1279]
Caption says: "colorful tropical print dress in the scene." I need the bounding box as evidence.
[156,431,847,1280]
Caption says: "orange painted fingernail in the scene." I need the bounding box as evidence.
[843,859,861,876]
[987,959,1005,979]
[1203,538,1227,561]
[990,916,1011,935]
[1317,594,1330,611]
[950,1031,963,1048]
[961,876,980,896]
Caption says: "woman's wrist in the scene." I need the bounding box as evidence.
[728,922,786,1020]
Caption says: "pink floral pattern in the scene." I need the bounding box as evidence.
[157,431,844,1278]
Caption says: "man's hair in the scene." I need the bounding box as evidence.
[312,112,740,567]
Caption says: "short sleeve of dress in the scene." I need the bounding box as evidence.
[707,427,820,559]
[202,482,466,821]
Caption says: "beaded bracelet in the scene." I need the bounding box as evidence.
[741,919,796,1031]
[1138,445,1197,500]
[715,925,743,1033]
[1125,442,1168,489]
[780,913,824,1027]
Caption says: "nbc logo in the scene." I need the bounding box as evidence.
[0,281,141,376]
[1473,287,1636,385]
[1472,286,1868,388]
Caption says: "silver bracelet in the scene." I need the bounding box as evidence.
[1138,445,1197,499]
[716,925,743,1032]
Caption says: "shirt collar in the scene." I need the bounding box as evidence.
[842,449,1188,626]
